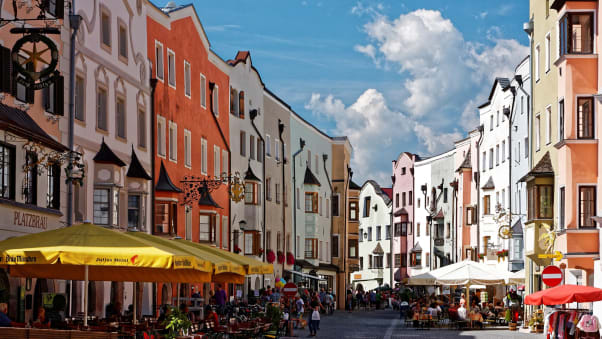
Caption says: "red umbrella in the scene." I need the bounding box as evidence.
[525,285,602,305]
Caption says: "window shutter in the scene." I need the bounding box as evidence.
[53,75,64,115]
[312,193,318,213]
[25,63,34,104]
[239,91,245,118]
[253,232,260,255]
[55,0,64,19]
[0,46,11,93]
[53,164,61,208]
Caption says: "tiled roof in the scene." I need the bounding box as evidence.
[482,176,495,190]
[126,148,151,180]
[349,180,361,190]
[520,151,554,182]
[155,161,182,192]
[93,139,126,167]
[372,243,385,255]
[410,243,422,252]
[381,188,393,200]
[394,207,409,217]
[0,103,67,151]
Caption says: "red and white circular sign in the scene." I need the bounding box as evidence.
[542,265,563,287]
[282,282,298,297]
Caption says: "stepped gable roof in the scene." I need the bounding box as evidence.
[482,176,495,190]
[155,161,182,192]
[93,139,126,167]
[303,166,321,186]
[372,243,385,255]
[349,180,361,190]
[126,147,151,180]
[456,149,472,172]
[0,103,67,151]
[520,151,554,182]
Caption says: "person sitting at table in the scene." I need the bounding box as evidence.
[427,303,441,318]
[457,304,467,321]
[0,303,11,327]
[204,305,220,331]
[469,309,484,329]
[460,293,466,307]
[32,306,50,328]
[448,303,459,321]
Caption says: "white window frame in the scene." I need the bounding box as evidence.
[168,121,177,162]
[200,73,206,108]
[184,60,191,98]
[502,140,506,162]
[275,139,280,161]
[212,84,219,116]
[546,105,552,144]
[222,150,228,178]
[157,116,166,158]
[535,114,541,151]
[545,32,551,73]
[535,44,541,82]
[266,135,271,157]
[167,49,176,88]
[155,41,164,81]
[214,145,221,178]
[201,138,208,175]
[184,129,191,168]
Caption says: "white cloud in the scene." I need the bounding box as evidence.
[205,24,241,32]
[413,123,463,154]
[353,44,379,66]
[477,11,488,19]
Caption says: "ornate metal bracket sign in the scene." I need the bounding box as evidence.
[12,32,59,90]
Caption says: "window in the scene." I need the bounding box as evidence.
[128,195,141,229]
[275,183,280,204]
[416,222,421,236]
[212,85,219,116]
[118,23,127,59]
[395,193,399,207]
[502,188,506,208]
[199,214,216,243]
[535,45,540,81]
[393,223,401,237]
[326,198,329,218]
[332,194,340,216]
[360,257,364,270]
[305,238,318,259]
[214,145,220,178]
[535,115,541,151]
[14,54,32,103]
[577,97,594,139]
[155,42,164,80]
[240,131,246,157]
[238,91,245,118]
[490,115,493,131]
[483,195,491,215]
[358,228,363,242]
[275,139,280,161]
[395,254,401,268]
[386,225,391,239]
[545,33,550,72]
[410,252,422,267]
[426,221,430,235]
[496,111,500,127]
[401,167,406,175]
[546,106,551,144]
[43,74,61,114]
[201,138,207,174]
[349,201,358,221]
[482,151,486,172]
[249,135,255,160]
[305,192,318,213]
[245,182,258,205]
[502,141,506,162]
[443,187,448,203]
[409,191,413,205]
[331,235,339,257]
[222,216,228,249]
[116,97,126,139]
[184,130,191,167]
[155,202,176,235]
[46,163,60,209]
[112,190,119,227]
[257,139,264,162]
[373,255,383,269]
[525,137,529,158]
[528,184,553,220]
[560,187,566,230]
[97,87,108,131]
[376,226,381,241]
[348,239,358,258]
[265,178,272,201]
[559,100,565,141]
[266,135,271,156]
[24,152,37,204]
[496,145,499,166]
[559,12,594,55]
[75,75,85,121]
[307,150,311,168]
[315,154,319,175]
[489,149,493,169]
[417,198,421,208]
[402,192,406,207]
[363,196,371,217]
[93,189,110,225]
[244,231,261,255]
[157,117,166,157]
[367,227,373,241]
[168,121,177,161]
[167,50,175,87]
[184,61,191,97]
[579,186,596,228]
[230,87,238,115]
[425,253,430,267]
[222,150,228,178]
[319,196,322,215]
[401,253,407,268]
[101,10,111,48]
[200,74,206,107]
[466,206,476,225]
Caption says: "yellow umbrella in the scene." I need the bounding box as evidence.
[126,232,247,283]
[175,239,274,275]
[0,223,213,326]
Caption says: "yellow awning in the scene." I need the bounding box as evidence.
[0,223,212,282]
[175,239,274,275]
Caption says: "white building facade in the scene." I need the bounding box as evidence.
[353,181,392,291]
[411,155,433,276]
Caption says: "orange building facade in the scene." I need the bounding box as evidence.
[147,3,231,307]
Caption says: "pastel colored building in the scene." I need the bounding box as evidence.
[392,152,419,280]
[412,153,433,276]
[353,181,393,290]
[147,2,231,308]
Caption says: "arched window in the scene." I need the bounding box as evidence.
[230,87,238,115]
[239,91,245,118]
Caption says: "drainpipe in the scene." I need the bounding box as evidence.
[67,1,80,227]
[250,109,266,289]
[278,120,286,275]
[410,164,415,277]
[504,87,517,272]
[322,154,335,288]
[475,125,484,257]
[208,83,231,252]
[344,167,352,291]
[292,139,305,262]
[452,179,458,263]
[150,76,158,316]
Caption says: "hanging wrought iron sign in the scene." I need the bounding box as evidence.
[180,172,244,206]
[230,174,245,203]
[11,32,59,90]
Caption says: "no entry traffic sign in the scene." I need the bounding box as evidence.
[283,282,298,297]
[542,265,563,287]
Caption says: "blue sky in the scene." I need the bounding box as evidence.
[155,0,530,185]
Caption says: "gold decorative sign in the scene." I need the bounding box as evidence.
[498,225,512,240]
[11,33,59,90]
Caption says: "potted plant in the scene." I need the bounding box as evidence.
[277,251,285,264]
[478,253,485,261]
[233,245,242,254]
[267,250,276,263]
[496,249,509,263]
[162,306,192,339]
[286,252,295,265]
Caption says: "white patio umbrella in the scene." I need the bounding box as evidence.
[507,269,525,285]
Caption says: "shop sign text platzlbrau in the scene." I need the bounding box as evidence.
[13,211,48,230]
